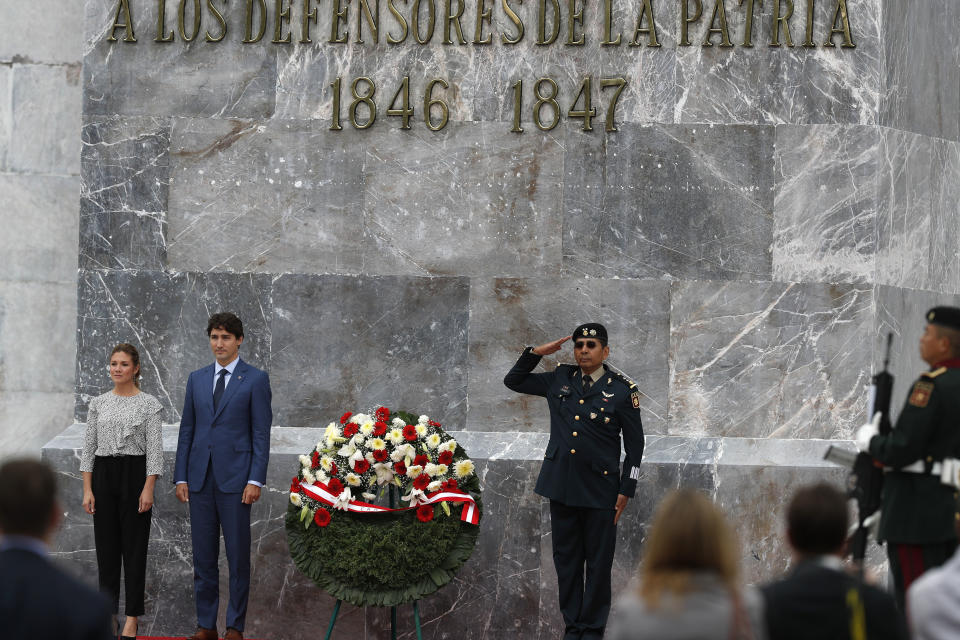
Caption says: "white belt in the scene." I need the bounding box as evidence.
[893,458,960,489]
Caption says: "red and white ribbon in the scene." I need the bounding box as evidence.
[299,481,480,525]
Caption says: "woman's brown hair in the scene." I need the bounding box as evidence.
[639,489,740,608]
[110,343,142,388]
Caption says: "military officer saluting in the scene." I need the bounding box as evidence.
[857,306,960,610]
[504,323,644,640]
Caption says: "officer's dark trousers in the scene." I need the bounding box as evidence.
[550,500,617,640]
[92,454,152,616]
[888,540,957,612]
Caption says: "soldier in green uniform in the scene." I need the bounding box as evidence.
[856,306,960,610]
[504,323,644,640]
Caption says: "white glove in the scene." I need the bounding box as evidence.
[855,412,882,452]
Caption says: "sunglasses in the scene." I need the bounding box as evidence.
[574,340,600,349]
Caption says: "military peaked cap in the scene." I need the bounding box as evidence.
[926,307,960,332]
[572,323,608,345]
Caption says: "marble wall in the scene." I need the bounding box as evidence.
[0,0,83,455]
[26,0,960,636]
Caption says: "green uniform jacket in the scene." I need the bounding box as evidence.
[869,363,960,544]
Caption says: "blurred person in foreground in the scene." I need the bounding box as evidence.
[606,488,765,640]
[762,482,906,640]
[0,457,113,640]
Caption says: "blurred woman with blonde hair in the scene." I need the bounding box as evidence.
[606,488,767,640]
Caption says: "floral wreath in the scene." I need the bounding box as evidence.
[285,407,483,606]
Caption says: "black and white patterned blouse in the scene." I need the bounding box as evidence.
[80,391,164,477]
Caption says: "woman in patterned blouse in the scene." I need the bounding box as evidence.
[81,343,163,640]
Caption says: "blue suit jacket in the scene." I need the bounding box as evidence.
[174,358,273,493]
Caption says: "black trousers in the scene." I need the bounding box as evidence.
[92,455,152,616]
[887,539,957,612]
[550,500,617,640]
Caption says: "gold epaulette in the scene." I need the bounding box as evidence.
[923,367,948,379]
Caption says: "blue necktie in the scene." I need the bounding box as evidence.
[213,369,228,411]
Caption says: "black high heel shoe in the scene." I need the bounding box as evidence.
[119,618,137,640]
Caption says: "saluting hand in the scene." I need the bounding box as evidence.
[532,336,571,356]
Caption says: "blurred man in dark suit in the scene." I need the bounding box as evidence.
[0,457,114,640]
[762,483,906,640]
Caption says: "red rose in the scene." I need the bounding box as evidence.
[327,478,344,495]
[310,451,320,469]
[314,509,331,527]
[375,406,390,421]
[444,478,458,491]
[329,462,338,476]
[416,504,434,522]
[403,425,417,441]
[413,474,430,490]
[354,459,371,474]
[394,461,407,475]
[413,454,429,467]
[438,450,453,465]
[340,412,352,424]
[343,423,359,437]
[373,449,389,462]
[373,421,388,436]
[428,420,441,427]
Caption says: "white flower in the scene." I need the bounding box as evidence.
[398,443,416,459]
[349,450,364,465]
[362,492,377,501]
[439,439,457,453]
[387,428,405,445]
[368,437,386,451]
[415,424,428,436]
[427,481,442,492]
[426,433,442,449]
[324,423,343,447]
[454,459,475,478]
[298,454,311,467]
[424,463,442,477]
[402,488,427,505]
[373,462,395,485]
[333,487,353,510]
[350,413,369,424]
[406,464,423,478]
[390,448,406,462]
[320,455,335,472]
[290,493,302,507]
[418,415,430,425]
[435,464,448,476]
[302,469,316,485]
[364,451,375,463]
[338,442,357,458]
[346,473,362,487]
[351,433,366,447]
[315,470,329,484]
[391,417,406,428]
[360,421,374,436]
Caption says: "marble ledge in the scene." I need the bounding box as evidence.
[45,424,853,470]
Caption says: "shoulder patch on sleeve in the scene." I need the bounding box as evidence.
[923,367,948,379]
[909,380,935,407]
[631,391,641,409]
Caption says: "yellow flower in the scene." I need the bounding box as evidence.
[290,493,302,507]
[320,455,334,472]
[415,424,428,436]
[346,473,362,487]
[454,459,475,478]
[368,437,386,451]
[426,434,442,449]
[406,464,423,478]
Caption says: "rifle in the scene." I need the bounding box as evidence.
[824,333,894,570]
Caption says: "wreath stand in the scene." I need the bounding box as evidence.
[321,485,424,640]
[323,598,423,640]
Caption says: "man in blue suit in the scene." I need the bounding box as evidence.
[174,312,272,640]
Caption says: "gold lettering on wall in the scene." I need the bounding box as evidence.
[630,0,659,47]
[109,0,137,42]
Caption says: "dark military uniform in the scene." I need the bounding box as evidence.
[504,346,644,640]
[868,360,960,609]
